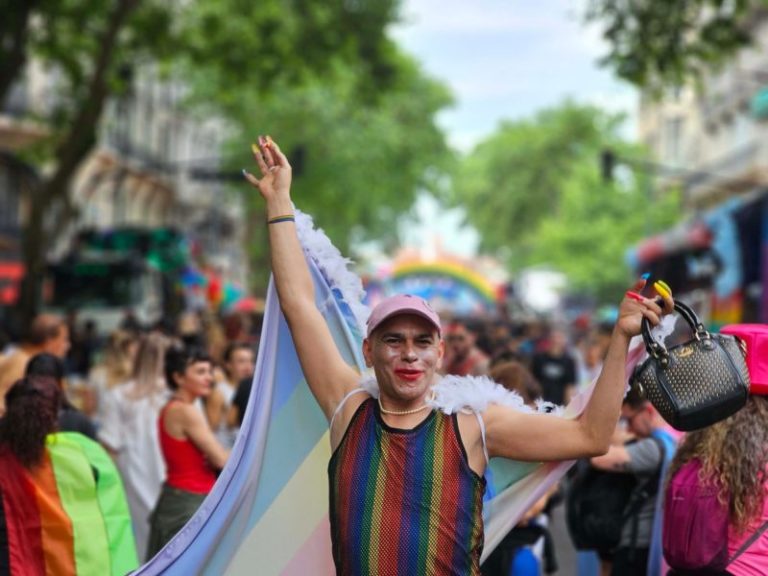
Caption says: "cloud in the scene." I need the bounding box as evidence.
[391,0,638,150]
[393,0,564,37]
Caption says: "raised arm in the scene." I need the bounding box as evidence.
[484,280,673,462]
[243,137,359,419]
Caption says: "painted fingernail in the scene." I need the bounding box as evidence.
[625,291,645,303]
[265,135,273,147]
[641,272,651,280]
[251,143,260,156]
[656,279,672,294]
[242,168,250,177]
[654,282,671,299]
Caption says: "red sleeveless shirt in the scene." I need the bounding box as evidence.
[158,401,217,494]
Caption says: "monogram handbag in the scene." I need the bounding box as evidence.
[631,300,750,431]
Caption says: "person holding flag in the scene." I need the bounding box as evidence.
[243,135,673,575]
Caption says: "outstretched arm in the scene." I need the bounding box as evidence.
[484,280,673,462]
[243,137,359,420]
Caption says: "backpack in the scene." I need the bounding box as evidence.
[566,438,663,552]
[663,458,768,572]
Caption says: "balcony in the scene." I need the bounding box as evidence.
[684,141,768,207]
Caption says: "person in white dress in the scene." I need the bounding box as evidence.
[99,332,170,561]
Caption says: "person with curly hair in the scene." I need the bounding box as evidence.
[664,324,768,575]
[25,352,97,440]
[0,374,139,574]
[666,395,768,575]
[0,375,62,468]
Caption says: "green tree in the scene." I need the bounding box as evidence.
[525,160,681,302]
[585,0,761,89]
[452,102,680,303]
[204,57,454,288]
[4,0,159,327]
[1,0,412,324]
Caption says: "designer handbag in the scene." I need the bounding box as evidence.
[631,300,750,431]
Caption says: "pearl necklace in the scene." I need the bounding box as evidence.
[377,397,430,416]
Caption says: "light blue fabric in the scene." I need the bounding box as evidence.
[647,428,678,576]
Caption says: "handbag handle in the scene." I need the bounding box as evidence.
[640,300,710,362]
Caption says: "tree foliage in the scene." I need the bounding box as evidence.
[452,102,681,302]
[206,57,454,288]
[585,0,761,89]
[2,0,453,320]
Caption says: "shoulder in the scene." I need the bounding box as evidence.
[0,352,26,386]
[208,387,225,406]
[625,437,663,471]
[329,386,372,450]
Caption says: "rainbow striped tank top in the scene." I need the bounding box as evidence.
[329,397,485,575]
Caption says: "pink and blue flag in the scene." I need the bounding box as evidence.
[134,210,651,574]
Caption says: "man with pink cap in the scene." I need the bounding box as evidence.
[244,137,673,575]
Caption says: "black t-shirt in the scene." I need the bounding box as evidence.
[232,377,253,426]
[58,404,97,441]
[531,352,576,405]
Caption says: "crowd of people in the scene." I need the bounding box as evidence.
[0,308,260,568]
[1,282,766,574]
[0,285,652,574]
[0,133,764,576]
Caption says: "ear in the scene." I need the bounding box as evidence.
[437,338,445,369]
[172,370,185,388]
[362,338,373,368]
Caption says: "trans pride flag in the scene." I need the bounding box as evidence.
[134,210,650,575]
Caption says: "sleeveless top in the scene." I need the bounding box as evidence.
[329,398,486,575]
[158,401,217,494]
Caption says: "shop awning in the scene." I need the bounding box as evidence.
[628,221,713,267]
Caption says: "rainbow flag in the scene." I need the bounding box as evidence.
[0,432,138,575]
[134,210,647,574]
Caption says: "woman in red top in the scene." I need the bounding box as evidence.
[147,345,230,559]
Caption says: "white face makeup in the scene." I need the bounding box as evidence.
[363,314,443,410]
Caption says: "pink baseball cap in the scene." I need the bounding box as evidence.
[366,294,441,338]
[721,324,768,395]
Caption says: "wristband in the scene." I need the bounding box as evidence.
[268,214,295,225]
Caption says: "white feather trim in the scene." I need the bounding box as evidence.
[295,209,370,336]
[359,373,380,398]
[430,375,564,416]
[358,373,564,417]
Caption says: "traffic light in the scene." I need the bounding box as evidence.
[601,149,616,183]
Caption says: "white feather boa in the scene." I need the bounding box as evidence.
[295,208,370,336]
[358,373,565,417]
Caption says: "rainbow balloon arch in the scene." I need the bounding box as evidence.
[365,259,503,317]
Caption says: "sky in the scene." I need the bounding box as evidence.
[389,0,639,257]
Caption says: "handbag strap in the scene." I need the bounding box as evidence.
[640,300,709,360]
[727,519,768,565]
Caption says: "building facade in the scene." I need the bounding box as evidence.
[0,59,249,317]
[631,12,768,325]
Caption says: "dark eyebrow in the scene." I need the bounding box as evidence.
[378,331,436,340]
[378,331,404,340]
